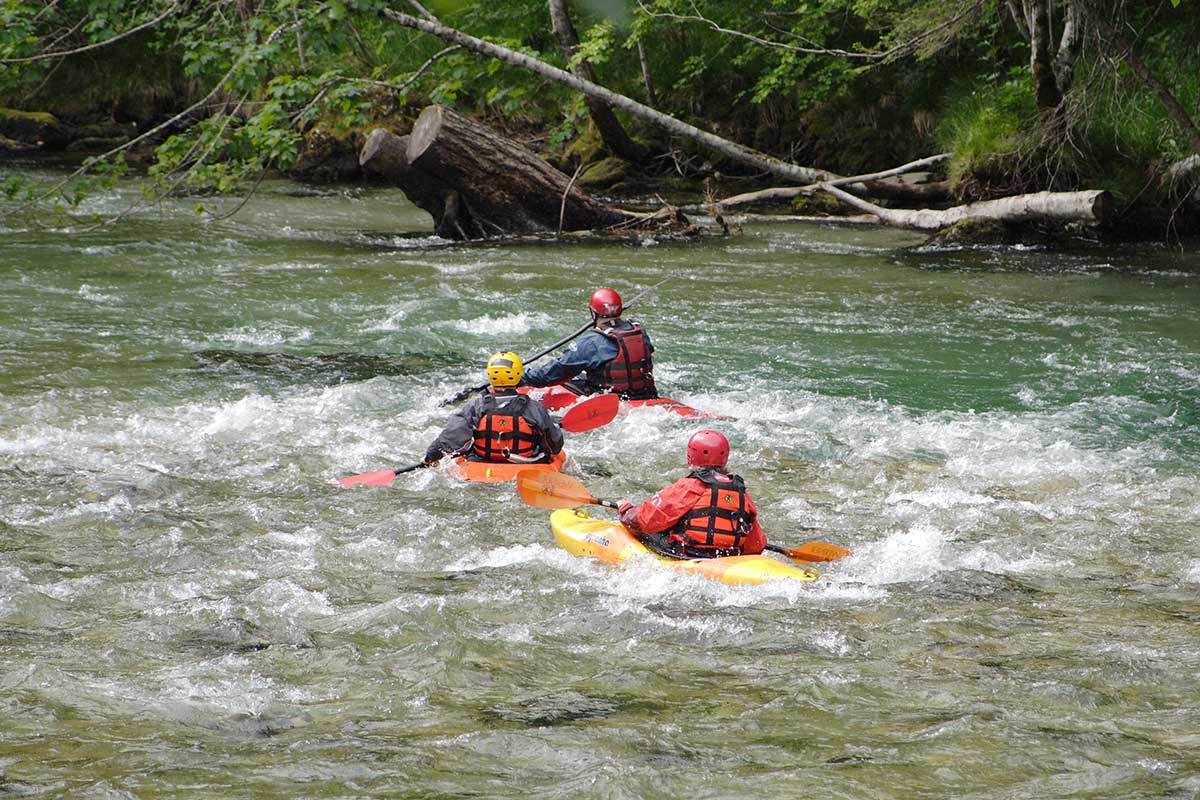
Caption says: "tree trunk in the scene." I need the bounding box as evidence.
[361,108,645,239]
[821,184,1112,231]
[360,128,466,238]
[379,8,839,185]
[1023,0,1064,110]
[637,41,658,106]
[548,0,648,163]
[1082,4,1200,155]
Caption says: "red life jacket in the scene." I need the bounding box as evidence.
[471,394,541,462]
[668,468,754,555]
[599,322,655,398]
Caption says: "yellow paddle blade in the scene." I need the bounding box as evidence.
[516,470,597,509]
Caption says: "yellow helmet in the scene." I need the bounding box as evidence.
[486,351,524,387]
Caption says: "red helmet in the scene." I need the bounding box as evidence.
[687,430,729,468]
[589,287,623,317]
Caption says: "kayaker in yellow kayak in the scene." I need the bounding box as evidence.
[616,430,767,558]
[423,352,564,466]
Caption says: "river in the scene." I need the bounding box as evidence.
[2,169,1199,798]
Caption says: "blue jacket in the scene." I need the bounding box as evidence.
[523,319,654,390]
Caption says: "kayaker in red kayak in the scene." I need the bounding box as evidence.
[616,430,767,558]
[424,352,564,466]
[521,287,659,401]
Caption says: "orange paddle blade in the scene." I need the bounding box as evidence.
[337,469,399,487]
[516,470,597,509]
[782,541,851,563]
[560,393,620,432]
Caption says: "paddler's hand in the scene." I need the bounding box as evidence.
[617,499,637,528]
[422,445,443,466]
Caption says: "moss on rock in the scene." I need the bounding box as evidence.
[791,190,849,216]
[577,156,630,190]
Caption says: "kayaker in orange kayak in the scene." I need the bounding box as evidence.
[616,430,767,558]
[521,287,659,401]
[424,352,564,466]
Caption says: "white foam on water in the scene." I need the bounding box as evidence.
[320,595,447,634]
[244,577,336,621]
[885,487,997,509]
[488,624,535,643]
[149,656,279,716]
[360,300,422,331]
[444,543,553,572]
[1185,561,1200,584]
[449,311,555,337]
[77,283,117,302]
[201,393,281,438]
[209,324,314,347]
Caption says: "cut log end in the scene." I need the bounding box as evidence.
[407,105,445,164]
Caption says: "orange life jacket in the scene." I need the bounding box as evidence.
[599,323,655,399]
[668,468,754,555]
[471,394,541,462]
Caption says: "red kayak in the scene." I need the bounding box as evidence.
[519,385,725,419]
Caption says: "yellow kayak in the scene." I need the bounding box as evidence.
[548,508,819,585]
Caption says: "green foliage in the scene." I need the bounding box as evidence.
[1,0,1198,224]
[935,68,1035,188]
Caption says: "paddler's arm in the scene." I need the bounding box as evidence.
[521,331,617,388]
[424,394,483,464]
[617,478,705,535]
[742,501,767,556]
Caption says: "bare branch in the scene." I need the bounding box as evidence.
[638,0,986,61]
[0,2,181,65]
[714,153,952,210]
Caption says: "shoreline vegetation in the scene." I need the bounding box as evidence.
[1,0,1198,246]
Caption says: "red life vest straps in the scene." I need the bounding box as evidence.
[598,322,655,398]
[669,468,753,554]
[471,394,541,462]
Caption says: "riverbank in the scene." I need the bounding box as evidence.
[3,102,1197,247]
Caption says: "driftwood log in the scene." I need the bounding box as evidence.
[821,184,1113,231]
[361,105,658,239]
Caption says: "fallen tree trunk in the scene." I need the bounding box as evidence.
[713,153,952,210]
[362,106,640,239]
[379,8,838,185]
[820,184,1112,231]
[359,128,464,238]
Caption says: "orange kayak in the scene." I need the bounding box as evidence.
[452,450,568,483]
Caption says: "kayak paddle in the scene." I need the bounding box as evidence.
[765,542,851,563]
[516,471,850,564]
[559,393,619,432]
[516,470,619,510]
[439,321,593,406]
[337,461,427,488]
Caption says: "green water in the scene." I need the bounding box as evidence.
[2,170,1200,798]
